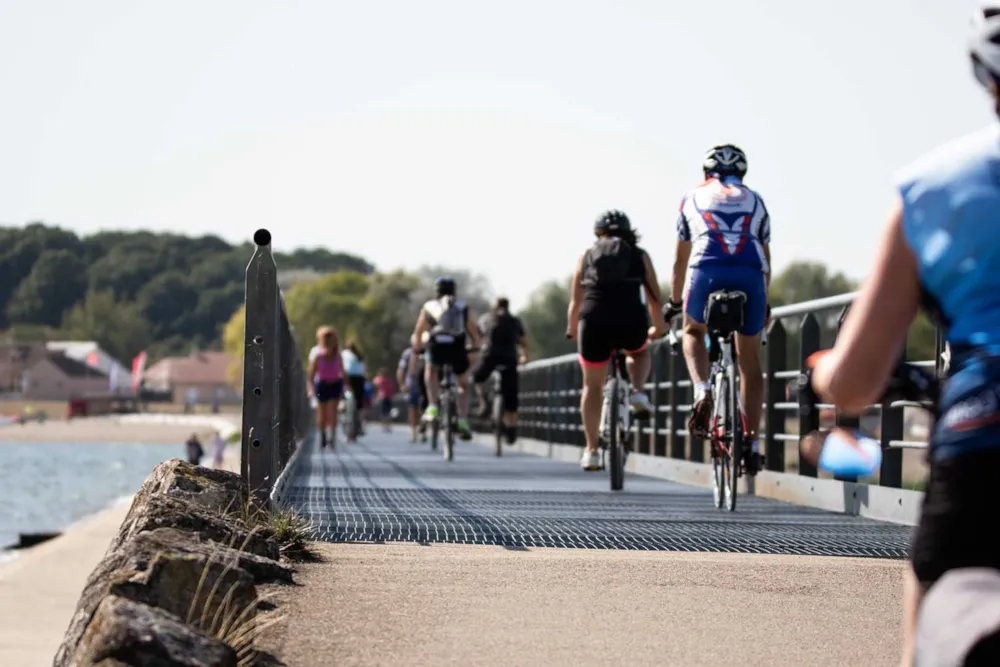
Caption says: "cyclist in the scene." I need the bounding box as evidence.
[801,7,1000,664]
[567,210,667,471]
[472,297,530,444]
[663,144,771,474]
[412,276,483,440]
[397,335,429,443]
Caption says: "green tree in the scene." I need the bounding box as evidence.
[136,271,200,339]
[356,270,423,373]
[61,290,152,363]
[517,278,576,360]
[769,261,857,308]
[6,249,88,327]
[283,271,371,365]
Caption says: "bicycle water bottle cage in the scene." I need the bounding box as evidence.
[704,291,746,338]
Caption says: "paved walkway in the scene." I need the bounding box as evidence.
[263,429,910,666]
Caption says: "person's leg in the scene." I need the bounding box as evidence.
[621,313,653,415]
[423,349,441,421]
[471,354,496,417]
[407,379,420,441]
[314,382,327,445]
[577,317,612,469]
[454,343,473,438]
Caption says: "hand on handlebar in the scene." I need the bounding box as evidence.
[662,299,683,322]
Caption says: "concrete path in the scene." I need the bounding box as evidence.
[261,429,909,666]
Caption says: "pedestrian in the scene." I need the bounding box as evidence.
[373,367,398,433]
[211,429,226,468]
[185,433,204,466]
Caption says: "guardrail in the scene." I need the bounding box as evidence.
[240,228,314,508]
[516,291,945,489]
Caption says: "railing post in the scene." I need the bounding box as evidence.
[276,304,295,470]
[797,313,820,477]
[880,343,905,489]
[669,345,686,459]
[652,344,667,457]
[764,319,786,472]
[833,305,859,482]
[241,229,279,508]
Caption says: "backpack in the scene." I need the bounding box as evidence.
[428,296,467,336]
[582,237,639,288]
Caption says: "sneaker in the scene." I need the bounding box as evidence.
[630,391,653,419]
[457,419,473,441]
[320,430,327,448]
[688,394,714,439]
[580,450,602,471]
[422,405,439,422]
[504,424,517,445]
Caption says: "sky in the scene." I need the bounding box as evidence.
[0,0,991,309]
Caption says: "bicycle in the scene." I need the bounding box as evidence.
[599,349,632,491]
[667,291,765,511]
[429,362,460,461]
[488,364,508,457]
[342,389,361,442]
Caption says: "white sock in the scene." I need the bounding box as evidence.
[693,382,711,401]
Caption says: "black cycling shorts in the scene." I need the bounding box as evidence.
[577,308,648,366]
[911,447,1000,586]
[427,333,470,375]
[472,355,519,412]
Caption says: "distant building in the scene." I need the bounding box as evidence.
[0,342,47,395]
[143,350,241,405]
[21,351,110,401]
[45,341,129,392]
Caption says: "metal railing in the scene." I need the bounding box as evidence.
[516,292,946,489]
[240,228,314,508]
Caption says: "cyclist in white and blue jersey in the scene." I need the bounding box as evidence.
[803,6,1000,664]
[663,144,771,474]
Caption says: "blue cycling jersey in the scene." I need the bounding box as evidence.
[898,124,1000,349]
[898,124,1000,459]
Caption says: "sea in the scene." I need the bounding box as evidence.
[0,441,181,553]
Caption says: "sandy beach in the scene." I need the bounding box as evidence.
[0,413,240,444]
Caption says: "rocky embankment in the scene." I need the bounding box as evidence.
[54,460,295,667]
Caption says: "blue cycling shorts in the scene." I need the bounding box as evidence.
[684,265,767,336]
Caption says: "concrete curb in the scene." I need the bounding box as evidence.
[471,433,923,526]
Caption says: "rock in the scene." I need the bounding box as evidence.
[73,596,237,667]
[113,493,279,561]
[111,461,251,555]
[126,529,293,584]
[110,551,257,635]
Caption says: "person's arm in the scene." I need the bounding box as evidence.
[811,198,919,413]
[566,253,586,338]
[516,317,530,363]
[641,251,668,334]
[396,352,407,387]
[306,354,317,397]
[670,241,692,304]
[413,311,429,351]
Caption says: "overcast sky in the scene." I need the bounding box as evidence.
[0,0,989,307]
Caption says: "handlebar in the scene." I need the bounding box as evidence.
[798,359,940,420]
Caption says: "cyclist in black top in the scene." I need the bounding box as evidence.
[472,297,530,443]
[566,210,667,471]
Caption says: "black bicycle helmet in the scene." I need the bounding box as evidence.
[970,4,1000,90]
[703,144,748,178]
[434,276,456,297]
[594,209,631,236]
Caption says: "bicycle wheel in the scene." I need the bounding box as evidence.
[492,380,503,457]
[725,362,741,512]
[443,392,455,462]
[712,374,727,509]
[430,416,439,451]
[608,375,624,491]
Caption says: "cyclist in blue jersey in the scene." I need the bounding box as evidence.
[663,144,770,474]
[802,7,1000,664]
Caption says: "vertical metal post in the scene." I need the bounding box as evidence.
[832,305,859,482]
[797,313,820,478]
[764,319,786,472]
[276,304,295,469]
[669,347,685,459]
[241,229,279,508]
[880,343,905,489]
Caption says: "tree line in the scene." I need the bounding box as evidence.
[0,223,372,364]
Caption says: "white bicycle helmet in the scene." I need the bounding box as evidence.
[969,4,1000,89]
[702,144,748,178]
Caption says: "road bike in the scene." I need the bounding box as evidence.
[342,389,361,442]
[488,365,508,457]
[667,291,764,511]
[599,349,632,491]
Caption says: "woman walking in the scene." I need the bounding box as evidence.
[373,367,398,433]
[306,326,344,448]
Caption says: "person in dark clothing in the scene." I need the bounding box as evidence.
[472,297,530,443]
[566,210,667,471]
[185,433,204,466]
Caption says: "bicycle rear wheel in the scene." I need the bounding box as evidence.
[608,376,624,491]
[726,363,742,512]
[712,375,728,509]
[492,383,503,457]
[443,392,455,462]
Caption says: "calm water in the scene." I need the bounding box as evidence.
[0,441,180,549]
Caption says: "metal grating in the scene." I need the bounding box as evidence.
[285,434,913,558]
